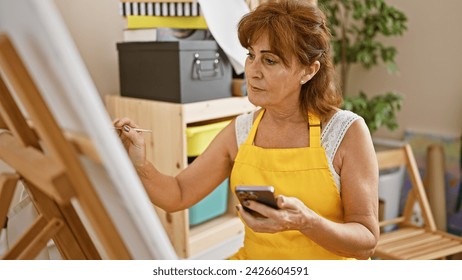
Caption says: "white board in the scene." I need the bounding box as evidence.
[0,0,177,260]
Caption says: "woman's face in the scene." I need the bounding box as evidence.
[245,33,307,111]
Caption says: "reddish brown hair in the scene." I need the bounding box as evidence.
[238,0,342,119]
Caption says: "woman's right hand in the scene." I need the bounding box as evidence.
[113,117,147,167]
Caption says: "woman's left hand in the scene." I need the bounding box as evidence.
[237,195,316,233]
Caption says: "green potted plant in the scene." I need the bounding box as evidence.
[318,0,408,229]
[318,0,407,134]
[342,91,402,134]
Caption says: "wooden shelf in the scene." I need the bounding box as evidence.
[189,214,244,256]
[105,95,254,258]
[182,96,256,123]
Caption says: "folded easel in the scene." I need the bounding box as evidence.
[0,34,131,259]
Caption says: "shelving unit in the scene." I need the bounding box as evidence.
[105,95,255,258]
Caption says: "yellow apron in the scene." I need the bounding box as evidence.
[230,109,351,260]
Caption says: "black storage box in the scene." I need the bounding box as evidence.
[117,40,232,103]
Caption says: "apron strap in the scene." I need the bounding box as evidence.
[244,109,265,145]
[308,113,321,148]
[245,109,322,148]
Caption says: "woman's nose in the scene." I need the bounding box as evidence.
[245,58,263,79]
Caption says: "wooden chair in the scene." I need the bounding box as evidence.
[374,144,462,259]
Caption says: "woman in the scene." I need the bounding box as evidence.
[114,0,379,260]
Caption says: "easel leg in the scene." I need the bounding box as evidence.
[2,215,63,260]
[0,173,18,232]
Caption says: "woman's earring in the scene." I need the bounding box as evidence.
[300,80,305,84]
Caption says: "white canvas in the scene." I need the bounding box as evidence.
[0,0,177,260]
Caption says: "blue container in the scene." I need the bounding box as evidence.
[189,178,229,226]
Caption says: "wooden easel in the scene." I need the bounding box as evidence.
[0,33,131,259]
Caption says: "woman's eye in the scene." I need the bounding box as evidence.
[246,52,255,60]
[265,58,276,65]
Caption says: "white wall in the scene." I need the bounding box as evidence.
[55,0,462,138]
[347,0,462,139]
[54,0,123,97]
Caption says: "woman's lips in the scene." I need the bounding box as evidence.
[249,83,264,92]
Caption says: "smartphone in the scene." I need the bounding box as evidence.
[235,186,278,218]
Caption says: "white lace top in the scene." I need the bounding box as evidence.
[234,109,361,192]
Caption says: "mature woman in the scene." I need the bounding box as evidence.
[114,0,379,260]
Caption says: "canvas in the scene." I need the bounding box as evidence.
[0,0,177,260]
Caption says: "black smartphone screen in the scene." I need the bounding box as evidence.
[236,186,278,217]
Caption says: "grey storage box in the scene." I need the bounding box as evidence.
[117,40,232,103]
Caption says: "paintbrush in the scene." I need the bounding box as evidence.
[114,127,152,133]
